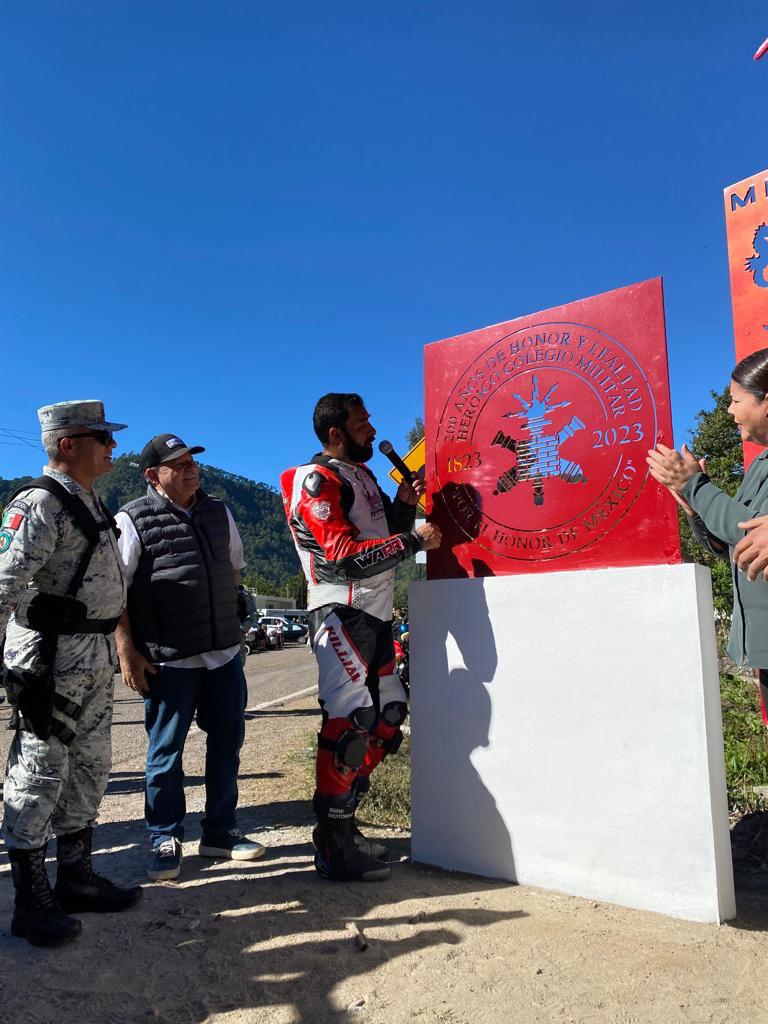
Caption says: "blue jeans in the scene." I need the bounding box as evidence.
[143,655,247,847]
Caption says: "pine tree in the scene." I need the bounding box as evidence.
[405,417,424,449]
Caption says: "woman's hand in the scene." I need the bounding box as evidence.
[646,443,704,495]
[733,516,768,581]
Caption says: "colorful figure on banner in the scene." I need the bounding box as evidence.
[490,375,586,505]
[745,222,768,289]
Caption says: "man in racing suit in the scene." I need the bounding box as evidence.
[281,394,441,882]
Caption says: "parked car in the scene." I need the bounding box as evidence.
[257,615,309,645]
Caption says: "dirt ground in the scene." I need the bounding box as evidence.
[1,689,768,1024]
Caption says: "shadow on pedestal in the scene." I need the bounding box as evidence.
[412,484,515,881]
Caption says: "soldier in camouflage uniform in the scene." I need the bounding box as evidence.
[0,400,141,947]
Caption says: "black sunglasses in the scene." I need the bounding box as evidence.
[64,430,114,446]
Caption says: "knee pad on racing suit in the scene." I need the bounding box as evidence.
[381,701,407,728]
[361,701,408,777]
[316,705,376,797]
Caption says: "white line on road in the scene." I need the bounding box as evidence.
[246,685,316,714]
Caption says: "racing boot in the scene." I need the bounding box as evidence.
[350,775,388,860]
[312,792,390,882]
[311,820,387,861]
[9,845,83,947]
[55,827,142,913]
[311,787,388,860]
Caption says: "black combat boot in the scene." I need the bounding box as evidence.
[312,792,390,882]
[9,845,83,947]
[55,827,142,913]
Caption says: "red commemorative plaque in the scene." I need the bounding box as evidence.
[425,278,681,578]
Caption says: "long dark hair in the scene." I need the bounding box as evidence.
[732,348,768,400]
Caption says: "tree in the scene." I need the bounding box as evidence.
[394,557,425,615]
[242,573,279,595]
[282,571,308,607]
[687,387,742,497]
[682,386,743,632]
[0,454,301,587]
[405,417,424,450]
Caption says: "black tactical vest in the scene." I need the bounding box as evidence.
[122,486,240,662]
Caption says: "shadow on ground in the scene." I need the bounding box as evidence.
[0,800,526,1024]
[105,771,286,796]
[728,811,768,931]
[245,709,321,720]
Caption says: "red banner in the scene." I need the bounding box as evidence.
[724,169,768,468]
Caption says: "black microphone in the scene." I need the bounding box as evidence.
[378,440,414,484]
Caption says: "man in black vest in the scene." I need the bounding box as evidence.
[115,433,265,881]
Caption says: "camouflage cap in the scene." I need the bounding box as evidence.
[37,400,128,433]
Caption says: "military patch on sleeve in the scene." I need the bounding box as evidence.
[2,511,25,532]
[302,471,325,498]
[0,504,27,552]
[5,498,31,516]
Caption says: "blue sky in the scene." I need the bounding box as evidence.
[1,2,765,490]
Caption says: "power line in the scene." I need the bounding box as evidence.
[0,425,38,436]
[0,426,43,451]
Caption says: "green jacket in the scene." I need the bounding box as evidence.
[682,451,768,668]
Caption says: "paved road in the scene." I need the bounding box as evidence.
[0,644,318,779]
[241,642,316,710]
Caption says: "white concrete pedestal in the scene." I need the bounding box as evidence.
[410,563,735,923]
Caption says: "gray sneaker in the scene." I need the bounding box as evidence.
[198,828,266,861]
[147,838,183,881]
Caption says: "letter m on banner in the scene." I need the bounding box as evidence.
[724,168,768,467]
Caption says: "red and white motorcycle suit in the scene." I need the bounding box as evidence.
[280,454,421,800]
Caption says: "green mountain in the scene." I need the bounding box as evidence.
[0,454,299,586]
